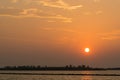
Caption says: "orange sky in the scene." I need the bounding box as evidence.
[0,0,120,67]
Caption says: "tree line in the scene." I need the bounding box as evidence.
[0,65,119,70]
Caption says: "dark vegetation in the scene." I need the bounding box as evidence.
[0,65,120,71]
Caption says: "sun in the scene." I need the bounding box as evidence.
[85,48,90,53]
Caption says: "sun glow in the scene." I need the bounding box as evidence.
[85,48,90,53]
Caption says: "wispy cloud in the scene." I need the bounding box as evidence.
[94,0,101,2]
[19,8,41,15]
[0,0,73,22]
[96,10,103,15]
[83,10,103,15]
[98,30,120,40]
[0,8,22,15]
[11,0,18,3]
[38,0,83,10]
[0,8,72,22]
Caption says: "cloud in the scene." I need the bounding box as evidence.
[94,0,100,2]
[38,0,83,10]
[83,12,92,15]
[0,8,22,15]
[83,10,103,15]
[98,30,120,40]
[0,0,83,10]
[0,8,72,22]
[19,8,40,15]
[96,10,103,15]
[0,0,74,22]
[11,0,18,3]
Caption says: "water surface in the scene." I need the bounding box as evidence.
[0,70,120,80]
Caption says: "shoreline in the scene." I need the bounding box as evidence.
[0,73,120,76]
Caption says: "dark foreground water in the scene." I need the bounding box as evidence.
[0,70,120,80]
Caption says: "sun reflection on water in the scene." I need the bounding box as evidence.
[80,71,93,80]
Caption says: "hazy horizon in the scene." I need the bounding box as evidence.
[0,0,120,68]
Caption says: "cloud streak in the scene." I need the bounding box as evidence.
[98,30,120,40]
[11,0,18,3]
[94,0,101,2]
[39,0,83,10]
[0,8,72,22]
[0,0,73,22]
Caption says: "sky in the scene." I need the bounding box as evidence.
[0,0,120,67]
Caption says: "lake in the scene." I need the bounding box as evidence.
[0,70,120,80]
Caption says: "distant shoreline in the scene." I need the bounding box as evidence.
[0,65,120,71]
[0,73,120,76]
